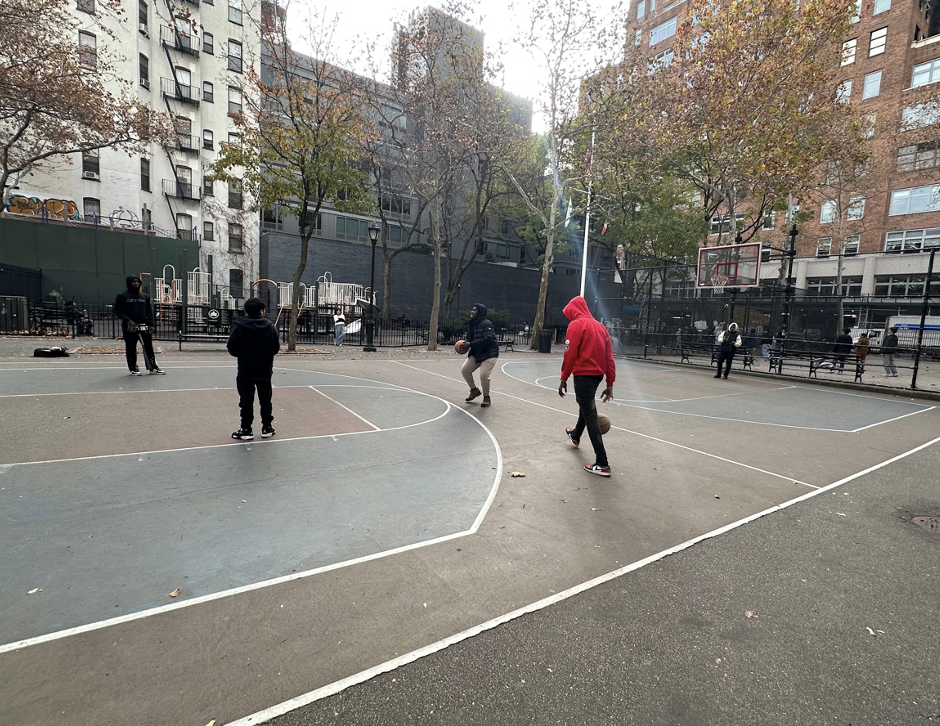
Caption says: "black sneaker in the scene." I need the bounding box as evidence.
[465,387,482,402]
[261,425,276,438]
[231,428,254,440]
[584,463,611,477]
[565,428,580,447]
[480,396,491,407]
[130,368,142,376]
[150,368,166,375]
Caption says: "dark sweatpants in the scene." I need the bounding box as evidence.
[571,374,608,467]
[123,327,158,371]
[716,350,735,377]
[237,374,273,430]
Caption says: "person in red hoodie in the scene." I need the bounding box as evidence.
[558,296,616,477]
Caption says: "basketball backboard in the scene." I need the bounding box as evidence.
[697,242,761,289]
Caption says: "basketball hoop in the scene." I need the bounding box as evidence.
[713,274,733,295]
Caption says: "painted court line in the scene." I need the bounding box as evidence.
[0,385,313,399]
[308,386,381,431]
[0,387,503,655]
[851,406,935,432]
[394,361,814,487]
[226,433,940,725]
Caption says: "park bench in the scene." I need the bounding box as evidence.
[177,330,230,350]
[680,342,753,371]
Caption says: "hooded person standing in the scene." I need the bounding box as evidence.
[714,322,742,379]
[461,303,499,408]
[227,297,281,440]
[114,275,164,375]
[558,296,615,477]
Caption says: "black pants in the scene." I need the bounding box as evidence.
[716,350,735,377]
[571,375,608,467]
[237,374,273,430]
[836,354,847,371]
[123,327,158,371]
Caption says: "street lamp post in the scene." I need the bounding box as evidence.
[364,223,379,352]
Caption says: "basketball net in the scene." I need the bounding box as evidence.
[713,274,733,295]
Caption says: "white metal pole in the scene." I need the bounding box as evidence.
[579,123,596,298]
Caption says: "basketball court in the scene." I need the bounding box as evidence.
[0,350,938,725]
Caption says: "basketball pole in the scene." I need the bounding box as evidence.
[579,123,595,302]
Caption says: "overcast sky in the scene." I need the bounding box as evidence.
[286,1,626,133]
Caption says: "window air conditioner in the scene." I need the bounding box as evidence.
[139,23,149,37]
[140,78,150,90]
[82,171,100,180]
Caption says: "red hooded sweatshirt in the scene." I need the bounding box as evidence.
[560,296,616,385]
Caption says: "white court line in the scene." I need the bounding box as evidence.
[0,385,503,654]
[0,385,314,399]
[529,374,674,403]
[227,431,940,726]
[394,361,814,487]
[851,406,935,432]
[309,386,381,431]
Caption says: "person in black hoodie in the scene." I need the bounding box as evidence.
[227,297,281,440]
[832,328,854,374]
[461,303,499,408]
[114,275,164,375]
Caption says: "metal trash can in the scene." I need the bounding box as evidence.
[538,329,552,354]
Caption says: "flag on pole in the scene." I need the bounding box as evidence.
[601,220,608,235]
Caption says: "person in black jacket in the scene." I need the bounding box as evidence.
[114,275,164,375]
[832,328,854,373]
[882,326,899,377]
[714,322,742,379]
[227,297,281,440]
[461,303,499,408]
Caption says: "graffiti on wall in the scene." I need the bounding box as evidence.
[4,194,80,220]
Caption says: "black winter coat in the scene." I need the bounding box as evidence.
[227,315,281,377]
[114,277,154,330]
[466,303,499,363]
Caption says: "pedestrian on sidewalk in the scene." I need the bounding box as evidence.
[882,326,899,377]
[833,328,854,374]
[714,322,742,379]
[334,315,346,346]
[461,303,499,408]
[114,276,164,375]
[855,332,871,366]
[559,296,615,477]
[227,297,280,440]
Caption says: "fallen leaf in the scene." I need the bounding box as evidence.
[27,588,40,595]
[866,627,876,636]
[170,589,181,597]
[837,512,846,517]
[241,500,247,503]
[510,471,525,477]
[745,611,758,619]
[205,721,216,726]
[423,602,427,608]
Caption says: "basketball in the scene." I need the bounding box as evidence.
[455,340,469,354]
[597,411,611,434]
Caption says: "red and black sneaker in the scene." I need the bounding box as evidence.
[584,463,611,477]
[565,428,580,447]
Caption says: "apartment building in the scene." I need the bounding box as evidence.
[4,0,261,302]
[627,0,940,325]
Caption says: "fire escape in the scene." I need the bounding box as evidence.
[159,0,202,242]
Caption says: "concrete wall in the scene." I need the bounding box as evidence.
[260,232,624,324]
[0,217,199,304]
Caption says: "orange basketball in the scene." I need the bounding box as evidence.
[597,412,611,434]
[455,340,469,354]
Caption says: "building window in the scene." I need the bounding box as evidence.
[203,129,213,150]
[82,151,99,176]
[202,176,213,196]
[83,197,100,219]
[634,28,642,47]
[869,27,887,57]
[875,274,940,297]
[836,79,852,103]
[873,0,890,13]
[762,211,776,230]
[139,54,149,88]
[912,58,940,88]
[203,221,214,241]
[847,195,866,220]
[637,0,645,19]
[228,269,244,299]
[897,140,940,172]
[709,213,744,235]
[806,276,863,296]
[262,207,283,230]
[139,0,147,26]
[379,194,411,217]
[175,213,192,240]
[652,49,675,68]
[336,216,371,241]
[228,0,242,24]
[889,185,940,216]
[228,181,243,210]
[140,158,150,191]
[650,16,677,46]
[820,200,836,224]
[885,228,940,253]
[862,70,882,99]
[228,40,242,72]
[901,103,940,131]
[228,224,243,252]
[862,113,877,139]
[816,237,832,257]
[843,235,860,256]
[77,0,94,13]
[203,82,214,103]
[203,32,214,54]
[78,31,97,70]
[841,39,857,66]
[227,132,241,149]
[386,225,405,243]
[228,86,242,115]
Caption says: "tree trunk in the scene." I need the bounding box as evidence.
[382,254,392,322]
[288,231,312,351]
[427,202,442,352]
[531,227,555,351]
